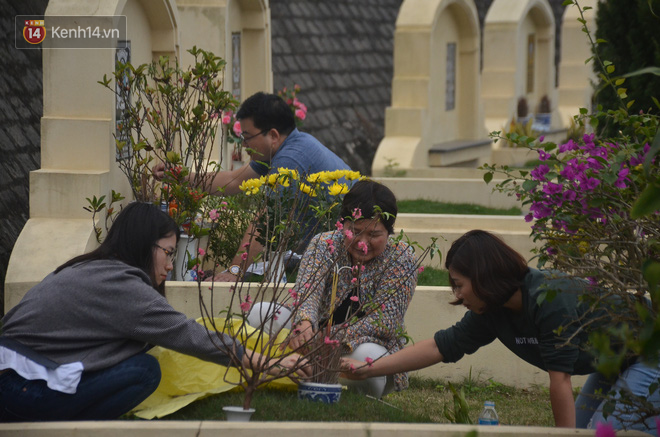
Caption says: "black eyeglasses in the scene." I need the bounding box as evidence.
[239,129,268,144]
[154,244,176,262]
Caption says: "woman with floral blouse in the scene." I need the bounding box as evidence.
[284,179,418,398]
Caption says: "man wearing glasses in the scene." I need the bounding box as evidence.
[155,92,350,281]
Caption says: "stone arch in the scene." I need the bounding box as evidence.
[5,0,180,310]
[177,0,271,166]
[481,0,556,135]
[373,0,484,175]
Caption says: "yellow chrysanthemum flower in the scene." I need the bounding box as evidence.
[328,182,349,196]
[278,168,299,180]
[344,170,362,181]
[239,177,264,195]
[299,183,317,197]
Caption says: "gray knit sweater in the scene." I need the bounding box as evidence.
[1,259,243,371]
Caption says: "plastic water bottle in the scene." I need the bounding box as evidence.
[478,401,499,425]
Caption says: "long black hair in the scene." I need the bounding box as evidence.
[55,202,179,293]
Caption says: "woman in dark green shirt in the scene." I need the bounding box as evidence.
[342,230,659,435]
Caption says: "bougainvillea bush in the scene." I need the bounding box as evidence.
[481,1,660,426]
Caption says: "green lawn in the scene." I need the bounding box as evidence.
[397,200,521,216]
[147,375,553,426]
[418,266,450,286]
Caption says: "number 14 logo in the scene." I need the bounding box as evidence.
[23,20,46,45]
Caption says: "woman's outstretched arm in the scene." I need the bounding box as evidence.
[340,338,443,379]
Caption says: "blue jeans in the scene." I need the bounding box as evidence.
[575,358,660,435]
[0,353,160,421]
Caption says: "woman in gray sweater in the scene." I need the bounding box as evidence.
[0,202,308,421]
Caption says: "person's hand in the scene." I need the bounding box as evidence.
[152,162,166,181]
[268,353,312,380]
[283,320,314,352]
[340,357,369,380]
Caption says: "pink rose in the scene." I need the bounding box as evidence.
[365,357,374,367]
[335,220,344,231]
[232,120,242,136]
[295,108,306,120]
[418,266,425,273]
[350,295,359,302]
[357,241,368,254]
[198,248,206,257]
[351,278,358,285]
[344,229,354,240]
[241,252,248,260]
[222,113,232,125]
[209,209,219,221]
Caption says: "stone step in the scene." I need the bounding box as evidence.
[375,176,522,209]
[394,213,537,268]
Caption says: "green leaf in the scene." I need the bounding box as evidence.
[643,130,660,174]
[562,0,573,5]
[606,65,616,74]
[522,179,539,192]
[631,184,660,219]
[483,172,493,184]
[643,259,660,294]
[652,97,660,111]
[621,66,660,78]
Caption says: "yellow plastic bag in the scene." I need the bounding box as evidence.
[132,317,297,419]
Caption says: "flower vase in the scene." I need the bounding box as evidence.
[174,233,208,281]
[222,406,255,421]
[265,250,287,284]
[297,382,343,404]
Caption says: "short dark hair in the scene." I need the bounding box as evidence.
[339,179,397,234]
[56,202,179,294]
[445,230,529,312]
[236,92,296,136]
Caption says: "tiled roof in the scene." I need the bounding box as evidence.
[0,0,47,309]
[271,0,567,175]
[270,0,403,176]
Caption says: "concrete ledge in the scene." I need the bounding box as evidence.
[428,139,493,167]
[374,177,521,209]
[0,421,649,436]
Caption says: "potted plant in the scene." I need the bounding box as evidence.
[95,47,238,278]
[131,171,440,418]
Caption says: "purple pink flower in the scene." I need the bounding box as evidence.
[324,336,340,346]
[538,150,551,161]
[240,295,252,312]
[531,164,550,181]
[594,422,616,437]
[208,209,219,221]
